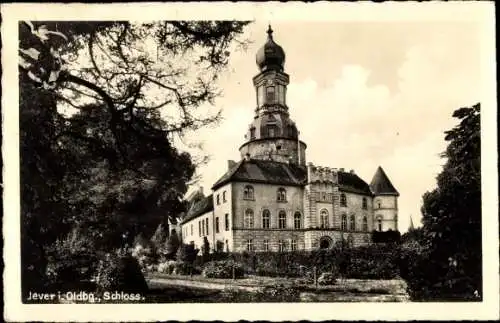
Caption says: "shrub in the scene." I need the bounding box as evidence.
[202,260,244,279]
[256,284,300,302]
[317,272,338,286]
[95,253,149,293]
[157,260,177,274]
[131,244,157,271]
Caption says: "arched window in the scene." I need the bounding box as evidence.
[262,209,270,229]
[362,197,367,209]
[376,199,382,209]
[377,217,383,231]
[266,86,276,102]
[341,214,347,231]
[278,210,287,229]
[277,187,287,202]
[243,185,254,200]
[294,212,302,229]
[349,215,356,231]
[362,216,368,231]
[249,127,256,140]
[340,193,347,207]
[244,209,254,228]
[320,209,329,228]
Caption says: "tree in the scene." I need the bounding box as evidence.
[406,103,481,300]
[19,20,250,297]
[164,229,180,260]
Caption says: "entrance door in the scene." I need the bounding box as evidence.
[319,236,333,249]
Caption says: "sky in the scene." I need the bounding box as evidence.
[183,20,482,233]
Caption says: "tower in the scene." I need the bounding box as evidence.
[370,166,399,231]
[239,25,307,165]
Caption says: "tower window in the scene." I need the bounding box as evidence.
[267,125,277,137]
[362,216,368,232]
[250,127,256,140]
[362,197,367,209]
[377,217,383,231]
[320,209,329,228]
[341,214,347,231]
[266,86,275,102]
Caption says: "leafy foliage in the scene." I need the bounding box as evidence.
[202,260,244,279]
[164,230,181,259]
[404,103,481,301]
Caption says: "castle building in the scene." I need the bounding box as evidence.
[180,26,399,253]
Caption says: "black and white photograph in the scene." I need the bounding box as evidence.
[2,2,498,321]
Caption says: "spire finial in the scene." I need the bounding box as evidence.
[267,24,273,39]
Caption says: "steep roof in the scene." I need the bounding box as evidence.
[338,172,373,195]
[369,166,399,196]
[180,194,213,225]
[212,159,307,190]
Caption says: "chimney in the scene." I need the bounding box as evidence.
[349,169,355,174]
[198,186,204,195]
[339,168,345,172]
[227,160,236,170]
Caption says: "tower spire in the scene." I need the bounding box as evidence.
[409,215,415,231]
[267,24,273,39]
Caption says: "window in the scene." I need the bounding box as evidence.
[222,191,227,203]
[225,213,230,231]
[190,224,193,236]
[294,212,302,229]
[215,217,220,233]
[246,239,253,252]
[362,216,368,232]
[199,221,202,237]
[278,210,287,229]
[266,86,275,102]
[340,193,347,207]
[349,215,356,231]
[320,209,329,228]
[216,194,220,205]
[376,199,381,209]
[291,239,297,251]
[341,214,347,231]
[362,197,367,210]
[243,185,254,200]
[244,209,254,228]
[268,125,276,137]
[277,187,287,202]
[321,192,327,201]
[250,127,256,140]
[278,239,286,252]
[263,240,269,252]
[262,209,270,229]
[206,218,209,235]
[377,217,382,231]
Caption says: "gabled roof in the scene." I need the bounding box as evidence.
[212,159,307,190]
[370,166,399,196]
[338,172,373,195]
[180,194,213,225]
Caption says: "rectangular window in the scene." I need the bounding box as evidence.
[266,86,275,102]
[246,239,253,252]
[199,221,202,237]
[291,239,297,251]
[206,218,209,236]
[190,224,193,236]
[215,217,220,233]
[216,194,220,205]
[225,213,230,231]
[263,240,269,252]
[222,191,227,203]
[250,127,256,140]
[278,240,286,252]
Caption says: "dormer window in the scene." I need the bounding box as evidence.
[340,193,347,207]
[277,187,287,202]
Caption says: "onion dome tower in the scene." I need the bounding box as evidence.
[239,25,307,165]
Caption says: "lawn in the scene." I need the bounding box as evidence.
[144,273,410,302]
